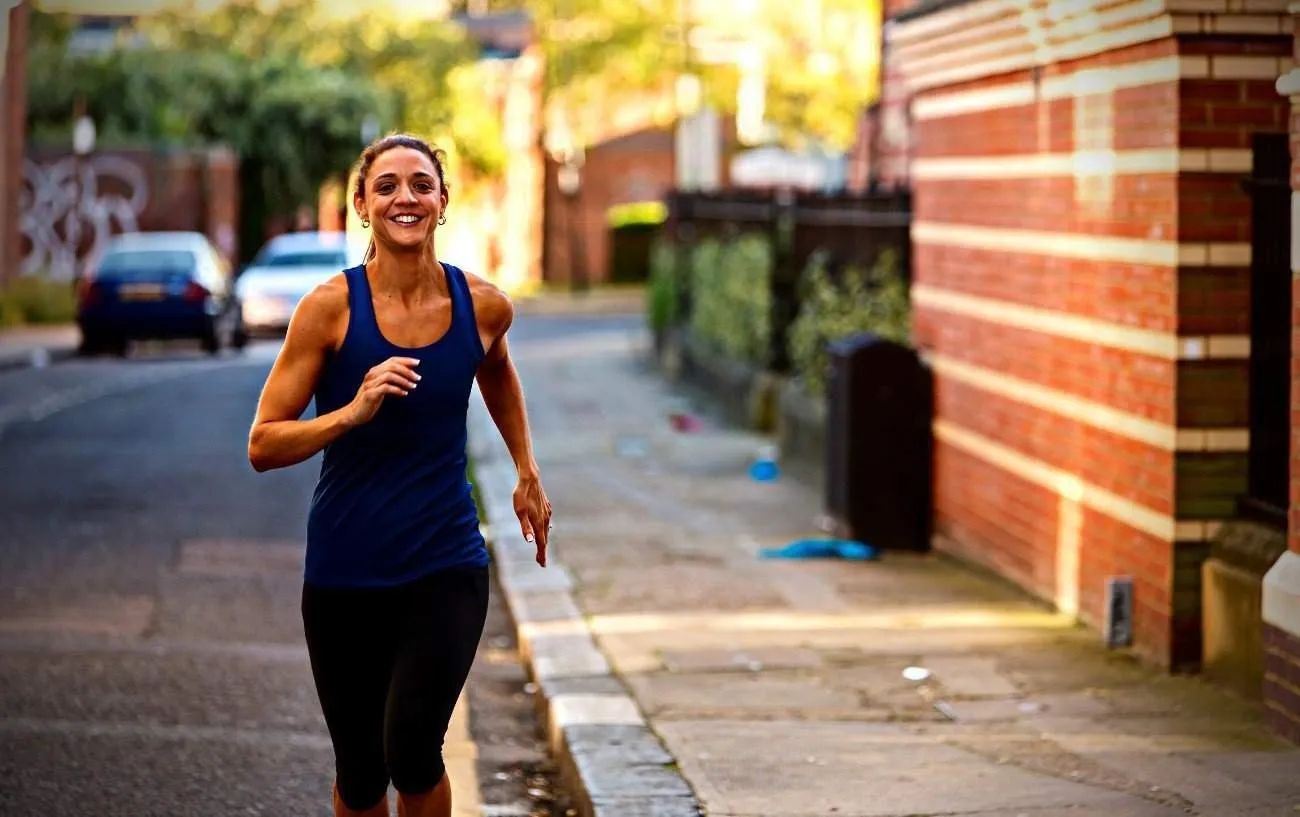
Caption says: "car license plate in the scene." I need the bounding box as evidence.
[119,283,165,301]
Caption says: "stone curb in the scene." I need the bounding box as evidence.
[0,345,78,373]
[467,399,702,817]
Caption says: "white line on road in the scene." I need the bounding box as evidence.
[0,363,225,439]
[0,343,284,437]
[0,632,309,662]
[0,716,334,750]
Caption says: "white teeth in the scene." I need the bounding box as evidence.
[394,215,420,224]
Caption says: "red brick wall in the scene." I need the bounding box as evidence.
[1293,13,1300,561]
[845,105,878,193]
[20,148,240,280]
[1176,31,1291,670]
[1,1,28,287]
[874,38,912,191]
[1265,626,1300,744]
[910,39,1186,666]
[1263,5,1300,748]
[543,128,675,285]
[203,148,240,264]
[846,0,915,192]
[904,11,1290,669]
[883,0,917,18]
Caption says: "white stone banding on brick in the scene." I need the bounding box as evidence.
[914,221,1251,268]
[935,419,1221,543]
[914,285,1251,361]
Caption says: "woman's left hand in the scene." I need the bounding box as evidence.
[513,472,552,567]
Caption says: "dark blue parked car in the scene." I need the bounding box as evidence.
[76,231,247,356]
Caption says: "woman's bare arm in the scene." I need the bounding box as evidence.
[247,281,357,472]
[472,284,538,477]
[470,276,551,563]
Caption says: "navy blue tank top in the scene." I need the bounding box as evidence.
[305,262,488,588]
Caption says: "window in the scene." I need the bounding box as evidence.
[259,251,348,269]
[96,250,198,280]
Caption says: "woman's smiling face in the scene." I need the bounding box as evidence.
[357,146,448,253]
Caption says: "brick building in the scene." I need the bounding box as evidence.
[543,127,677,286]
[848,0,913,193]
[1265,5,1300,745]
[868,0,1299,736]
[436,11,545,294]
[1,0,27,287]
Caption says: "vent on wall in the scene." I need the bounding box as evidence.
[1105,575,1134,649]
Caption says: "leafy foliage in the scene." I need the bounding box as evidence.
[545,0,681,144]
[759,0,881,151]
[449,0,877,152]
[687,235,772,367]
[27,8,394,214]
[0,275,77,327]
[644,234,910,393]
[787,249,910,396]
[26,1,510,217]
[646,236,680,333]
[136,0,499,176]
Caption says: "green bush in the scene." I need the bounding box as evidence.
[688,234,771,367]
[788,248,910,396]
[645,236,680,334]
[0,275,78,327]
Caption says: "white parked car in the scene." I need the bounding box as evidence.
[236,231,361,337]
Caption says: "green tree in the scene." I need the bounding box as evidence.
[140,0,501,178]
[442,0,680,149]
[759,0,881,151]
[26,7,396,261]
[446,0,878,152]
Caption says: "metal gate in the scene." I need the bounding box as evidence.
[1242,133,1291,525]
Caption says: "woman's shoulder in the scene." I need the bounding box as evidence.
[300,272,351,317]
[460,268,514,332]
[287,272,351,347]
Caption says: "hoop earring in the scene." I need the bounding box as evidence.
[360,217,370,228]
[438,214,447,226]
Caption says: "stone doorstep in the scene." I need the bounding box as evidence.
[1263,550,1300,641]
[469,415,702,817]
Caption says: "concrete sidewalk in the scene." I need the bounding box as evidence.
[0,323,79,371]
[513,286,645,317]
[469,326,1300,817]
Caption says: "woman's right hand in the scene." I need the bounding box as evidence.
[347,356,421,427]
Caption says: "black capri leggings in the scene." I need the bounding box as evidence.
[301,565,489,810]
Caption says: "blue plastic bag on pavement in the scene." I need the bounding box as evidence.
[758,538,880,561]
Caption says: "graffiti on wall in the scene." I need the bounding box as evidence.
[19,155,150,281]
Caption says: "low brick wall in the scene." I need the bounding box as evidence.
[1266,4,1300,747]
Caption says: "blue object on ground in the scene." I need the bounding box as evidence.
[758,538,880,561]
[749,444,781,482]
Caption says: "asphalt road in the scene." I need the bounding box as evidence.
[0,313,640,817]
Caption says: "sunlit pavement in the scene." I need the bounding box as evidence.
[9,310,1297,816]
[471,320,1300,817]
[0,337,333,814]
[0,322,598,816]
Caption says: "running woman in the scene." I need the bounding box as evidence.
[247,132,551,817]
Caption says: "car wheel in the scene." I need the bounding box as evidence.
[231,316,250,352]
[77,330,101,356]
[201,331,221,356]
